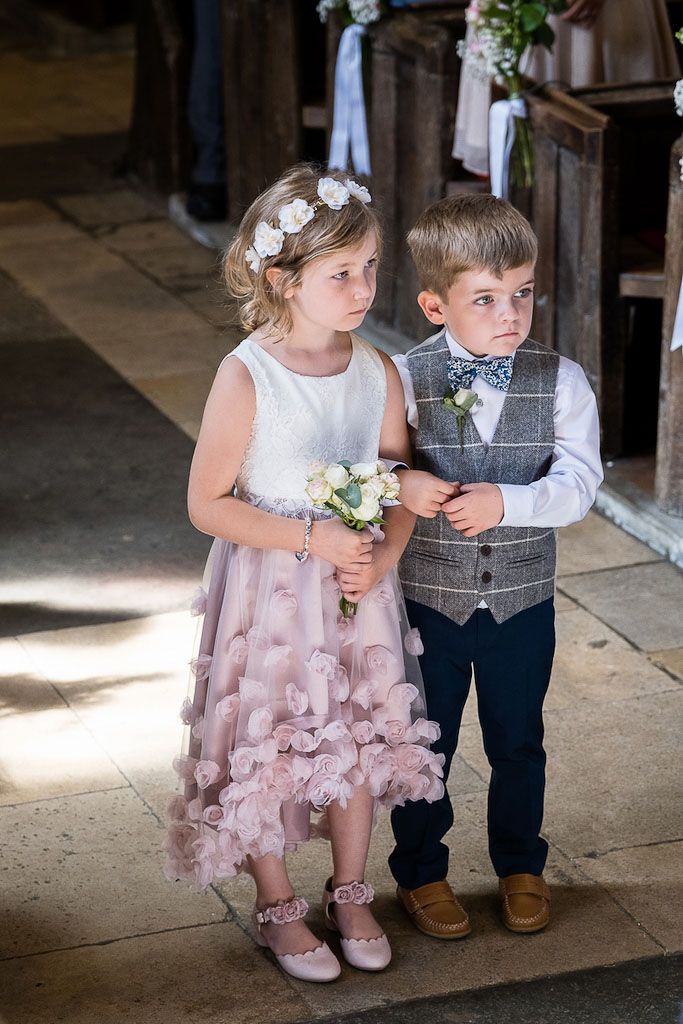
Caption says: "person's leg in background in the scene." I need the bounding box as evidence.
[187,0,226,221]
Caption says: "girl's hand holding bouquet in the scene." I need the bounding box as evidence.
[305,459,401,616]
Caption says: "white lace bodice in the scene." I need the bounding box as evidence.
[228,334,387,515]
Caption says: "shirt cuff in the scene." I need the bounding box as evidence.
[498,483,535,527]
[382,460,409,473]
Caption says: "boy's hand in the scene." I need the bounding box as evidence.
[442,482,504,537]
[397,469,459,518]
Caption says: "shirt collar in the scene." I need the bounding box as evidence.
[444,328,518,364]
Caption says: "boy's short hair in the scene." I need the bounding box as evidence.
[407,193,538,298]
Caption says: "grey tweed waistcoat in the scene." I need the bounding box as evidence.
[399,333,560,625]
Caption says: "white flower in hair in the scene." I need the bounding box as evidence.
[253,221,285,259]
[317,177,350,210]
[345,179,371,204]
[245,246,261,273]
[278,198,316,234]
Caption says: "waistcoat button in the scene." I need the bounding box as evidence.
[481,570,492,584]
[480,544,492,556]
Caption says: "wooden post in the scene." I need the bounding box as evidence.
[127,0,192,194]
[366,11,465,339]
[222,0,301,222]
[655,135,683,516]
[527,87,620,452]
[528,82,681,458]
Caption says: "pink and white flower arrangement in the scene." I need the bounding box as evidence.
[458,0,566,188]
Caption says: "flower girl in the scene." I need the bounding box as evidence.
[164,164,444,982]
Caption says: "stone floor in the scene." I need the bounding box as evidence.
[0,26,682,1024]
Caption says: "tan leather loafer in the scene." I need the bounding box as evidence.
[397,880,471,940]
[499,873,551,934]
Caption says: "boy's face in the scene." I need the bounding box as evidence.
[417,263,535,357]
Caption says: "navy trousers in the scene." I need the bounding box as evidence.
[188,0,225,185]
[389,597,555,888]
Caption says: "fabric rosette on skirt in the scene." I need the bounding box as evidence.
[164,530,444,889]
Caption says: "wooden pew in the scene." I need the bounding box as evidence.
[368,10,467,340]
[655,135,683,516]
[127,0,193,194]
[221,0,326,222]
[527,82,681,458]
[324,9,468,341]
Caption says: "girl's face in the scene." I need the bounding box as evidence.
[286,230,378,333]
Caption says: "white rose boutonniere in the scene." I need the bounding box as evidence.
[317,177,350,210]
[443,387,479,453]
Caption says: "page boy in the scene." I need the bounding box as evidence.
[389,194,603,938]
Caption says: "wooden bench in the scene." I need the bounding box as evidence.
[324,8,468,341]
[221,0,326,222]
[527,82,681,458]
[127,0,193,194]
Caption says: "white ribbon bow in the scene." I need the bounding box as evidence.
[488,96,527,199]
[671,275,683,355]
[328,24,372,176]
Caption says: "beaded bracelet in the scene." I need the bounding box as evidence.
[295,515,313,563]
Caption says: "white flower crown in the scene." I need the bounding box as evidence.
[245,176,372,273]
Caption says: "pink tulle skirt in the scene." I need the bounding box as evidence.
[164,526,445,890]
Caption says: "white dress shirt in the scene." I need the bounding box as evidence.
[393,329,603,529]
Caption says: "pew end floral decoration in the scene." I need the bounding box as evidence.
[317,0,385,25]
[458,0,566,190]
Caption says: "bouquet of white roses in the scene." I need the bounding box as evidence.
[305,459,400,616]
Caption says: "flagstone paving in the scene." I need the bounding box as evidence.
[0,28,681,1024]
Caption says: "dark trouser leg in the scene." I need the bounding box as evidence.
[189,0,225,185]
[474,599,555,878]
[389,600,474,890]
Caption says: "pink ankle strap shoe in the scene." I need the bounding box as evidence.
[253,896,340,983]
[323,878,392,971]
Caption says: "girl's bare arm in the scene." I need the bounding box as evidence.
[188,356,373,569]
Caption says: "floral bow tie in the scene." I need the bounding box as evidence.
[447,355,513,393]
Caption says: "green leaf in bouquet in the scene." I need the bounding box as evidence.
[484,5,510,19]
[344,481,362,509]
[520,2,545,32]
[534,20,555,49]
[337,460,352,469]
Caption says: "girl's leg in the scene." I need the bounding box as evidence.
[327,785,383,939]
[250,853,322,955]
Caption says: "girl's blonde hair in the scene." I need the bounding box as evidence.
[224,163,382,336]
